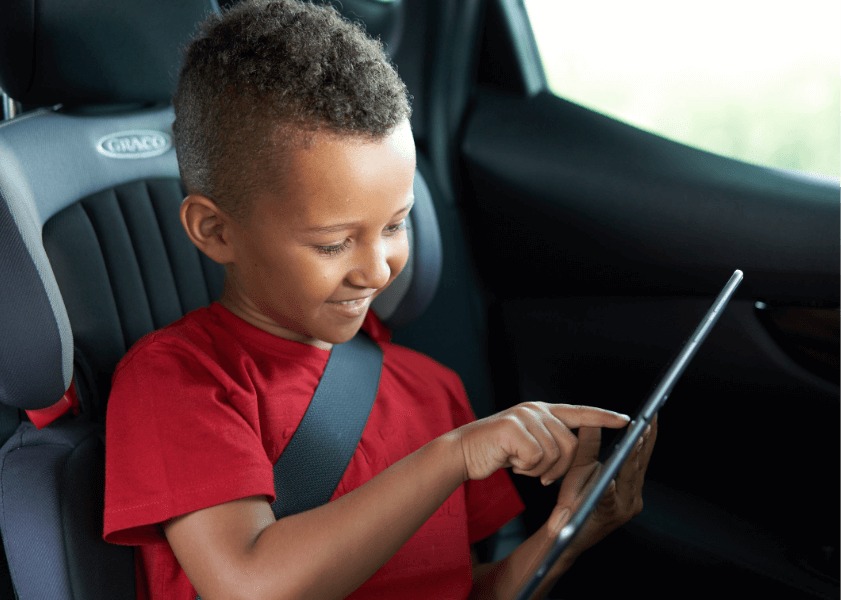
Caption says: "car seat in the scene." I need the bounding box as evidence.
[0,0,442,598]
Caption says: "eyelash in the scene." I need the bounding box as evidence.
[316,239,352,256]
[315,219,408,257]
[385,219,408,235]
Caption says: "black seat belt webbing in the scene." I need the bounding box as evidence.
[271,331,383,519]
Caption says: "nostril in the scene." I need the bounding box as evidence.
[347,259,390,290]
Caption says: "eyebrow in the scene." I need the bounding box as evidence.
[306,199,414,234]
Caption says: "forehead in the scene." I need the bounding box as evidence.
[257,121,416,223]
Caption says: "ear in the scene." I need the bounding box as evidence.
[180,194,236,265]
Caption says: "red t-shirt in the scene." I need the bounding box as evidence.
[103,303,524,599]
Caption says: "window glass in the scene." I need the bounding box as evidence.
[523,0,840,178]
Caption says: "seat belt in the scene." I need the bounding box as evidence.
[271,331,383,519]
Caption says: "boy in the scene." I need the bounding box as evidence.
[103,1,656,599]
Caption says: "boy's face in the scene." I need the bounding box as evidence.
[220,119,416,348]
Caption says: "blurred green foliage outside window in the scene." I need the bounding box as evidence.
[523,0,839,179]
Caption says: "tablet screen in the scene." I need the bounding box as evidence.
[514,269,744,600]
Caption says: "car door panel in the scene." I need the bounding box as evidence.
[458,83,839,597]
[461,90,838,303]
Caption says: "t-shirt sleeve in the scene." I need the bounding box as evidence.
[103,335,275,546]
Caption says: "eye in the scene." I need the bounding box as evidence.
[384,219,408,235]
[315,238,352,256]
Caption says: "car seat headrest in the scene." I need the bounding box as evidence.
[0,0,220,106]
[373,170,442,329]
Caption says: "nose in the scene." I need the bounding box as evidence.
[347,239,393,290]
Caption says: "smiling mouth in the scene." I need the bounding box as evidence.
[327,296,372,315]
[330,297,371,306]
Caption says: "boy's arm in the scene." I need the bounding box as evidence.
[469,417,658,600]
[163,403,630,600]
[166,432,463,600]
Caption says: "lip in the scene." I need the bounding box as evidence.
[326,295,372,317]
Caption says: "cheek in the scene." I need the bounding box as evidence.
[247,246,323,302]
[299,265,337,295]
[289,249,359,300]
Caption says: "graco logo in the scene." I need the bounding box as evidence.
[96,130,172,159]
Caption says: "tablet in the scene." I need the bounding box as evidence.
[514,269,744,600]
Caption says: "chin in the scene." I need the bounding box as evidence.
[323,327,363,346]
[310,321,366,347]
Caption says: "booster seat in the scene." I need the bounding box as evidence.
[0,0,442,597]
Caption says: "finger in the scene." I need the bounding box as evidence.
[545,426,602,487]
[529,407,579,484]
[613,421,657,504]
[645,414,659,452]
[504,419,546,475]
[554,461,600,509]
[593,478,618,514]
[614,437,645,496]
[570,426,602,467]
[546,403,630,430]
[546,505,572,536]
[509,407,575,481]
[632,417,658,462]
[510,418,558,476]
[635,418,658,473]
[628,419,657,473]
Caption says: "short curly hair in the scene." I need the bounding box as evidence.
[173,0,412,217]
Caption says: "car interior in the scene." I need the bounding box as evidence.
[0,1,837,599]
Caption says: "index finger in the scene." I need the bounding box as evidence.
[572,426,602,467]
[547,404,630,430]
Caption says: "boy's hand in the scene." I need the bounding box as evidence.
[454,402,630,483]
[465,416,657,599]
[547,415,658,558]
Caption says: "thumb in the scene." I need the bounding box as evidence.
[547,505,572,535]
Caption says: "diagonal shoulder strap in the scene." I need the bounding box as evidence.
[271,331,383,519]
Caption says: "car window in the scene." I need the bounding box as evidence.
[522,0,840,178]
